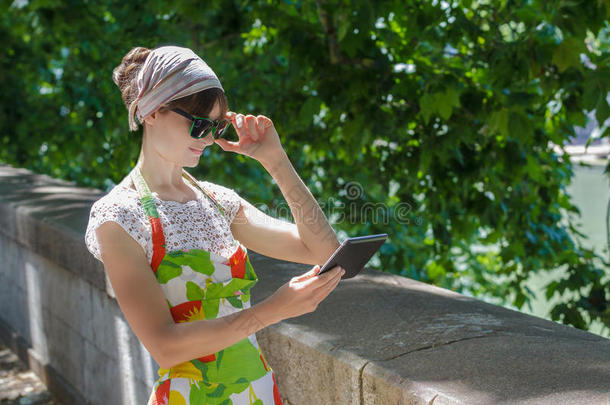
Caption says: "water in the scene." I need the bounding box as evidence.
[519,162,610,337]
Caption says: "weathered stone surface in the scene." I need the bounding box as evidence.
[248,252,610,404]
[362,334,610,405]
[257,324,366,405]
[1,163,609,405]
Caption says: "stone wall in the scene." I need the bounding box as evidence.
[1,163,608,405]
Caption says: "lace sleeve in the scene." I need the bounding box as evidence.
[85,192,150,263]
[199,180,242,225]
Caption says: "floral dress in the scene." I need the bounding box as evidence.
[86,167,282,405]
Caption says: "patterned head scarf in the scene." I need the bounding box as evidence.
[128,45,224,131]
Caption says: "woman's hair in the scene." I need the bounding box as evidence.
[112,46,228,131]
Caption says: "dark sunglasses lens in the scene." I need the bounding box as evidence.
[214,121,229,139]
[192,120,211,138]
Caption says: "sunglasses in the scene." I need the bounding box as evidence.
[171,108,230,139]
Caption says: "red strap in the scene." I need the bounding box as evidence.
[149,217,166,273]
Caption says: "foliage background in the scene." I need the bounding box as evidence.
[1,0,609,336]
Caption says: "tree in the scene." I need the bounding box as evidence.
[1,0,608,335]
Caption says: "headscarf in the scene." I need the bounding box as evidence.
[128,45,224,131]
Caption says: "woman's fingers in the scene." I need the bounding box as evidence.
[227,111,273,142]
[245,115,258,140]
[273,265,344,320]
[313,271,342,302]
[233,113,244,130]
[214,138,239,152]
[256,115,272,138]
[293,265,320,283]
[257,115,273,129]
[231,113,254,144]
[299,266,344,289]
[228,111,269,136]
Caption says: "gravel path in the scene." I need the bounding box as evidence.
[0,343,60,405]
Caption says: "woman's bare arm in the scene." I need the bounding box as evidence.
[218,113,340,265]
[95,221,344,369]
[96,221,280,369]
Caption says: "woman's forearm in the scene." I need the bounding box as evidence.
[160,295,280,369]
[260,149,340,264]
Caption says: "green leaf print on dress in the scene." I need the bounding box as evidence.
[201,296,220,319]
[226,295,243,308]
[156,261,182,284]
[188,337,269,401]
[218,338,267,382]
[185,281,204,301]
[160,249,216,278]
[131,167,283,404]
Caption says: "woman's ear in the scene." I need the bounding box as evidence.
[142,110,160,127]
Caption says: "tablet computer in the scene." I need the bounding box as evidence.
[318,233,388,279]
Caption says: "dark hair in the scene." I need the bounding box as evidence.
[112,46,228,132]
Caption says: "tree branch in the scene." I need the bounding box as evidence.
[315,0,343,65]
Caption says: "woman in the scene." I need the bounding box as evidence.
[84,45,344,405]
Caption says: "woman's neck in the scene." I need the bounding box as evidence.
[135,135,189,193]
[134,154,195,202]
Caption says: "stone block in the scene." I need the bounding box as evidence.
[82,337,122,404]
[43,309,86,390]
[256,323,364,405]
[362,334,610,405]
[89,284,120,359]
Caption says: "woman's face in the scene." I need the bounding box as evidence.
[144,100,224,168]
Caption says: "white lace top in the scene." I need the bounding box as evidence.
[85,175,243,264]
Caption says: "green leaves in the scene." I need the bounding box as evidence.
[552,37,586,72]
[419,88,461,124]
[1,0,609,336]
[508,109,534,140]
[489,108,509,140]
[426,260,446,282]
[419,93,435,124]
[298,96,322,128]
[596,94,610,124]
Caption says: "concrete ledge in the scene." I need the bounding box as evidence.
[0,162,609,405]
[249,254,610,404]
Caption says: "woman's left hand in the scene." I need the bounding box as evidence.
[214,111,284,165]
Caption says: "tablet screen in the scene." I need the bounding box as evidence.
[318,233,388,279]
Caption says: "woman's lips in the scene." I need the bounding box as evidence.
[189,147,204,155]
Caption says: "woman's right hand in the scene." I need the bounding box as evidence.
[267,265,345,322]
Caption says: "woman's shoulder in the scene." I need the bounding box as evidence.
[85,179,149,262]
[197,179,239,197]
[88,178,144,221]
[196,179,242,223]
[92,182,139,207]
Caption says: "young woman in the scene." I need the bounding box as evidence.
[85,45,344,405]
